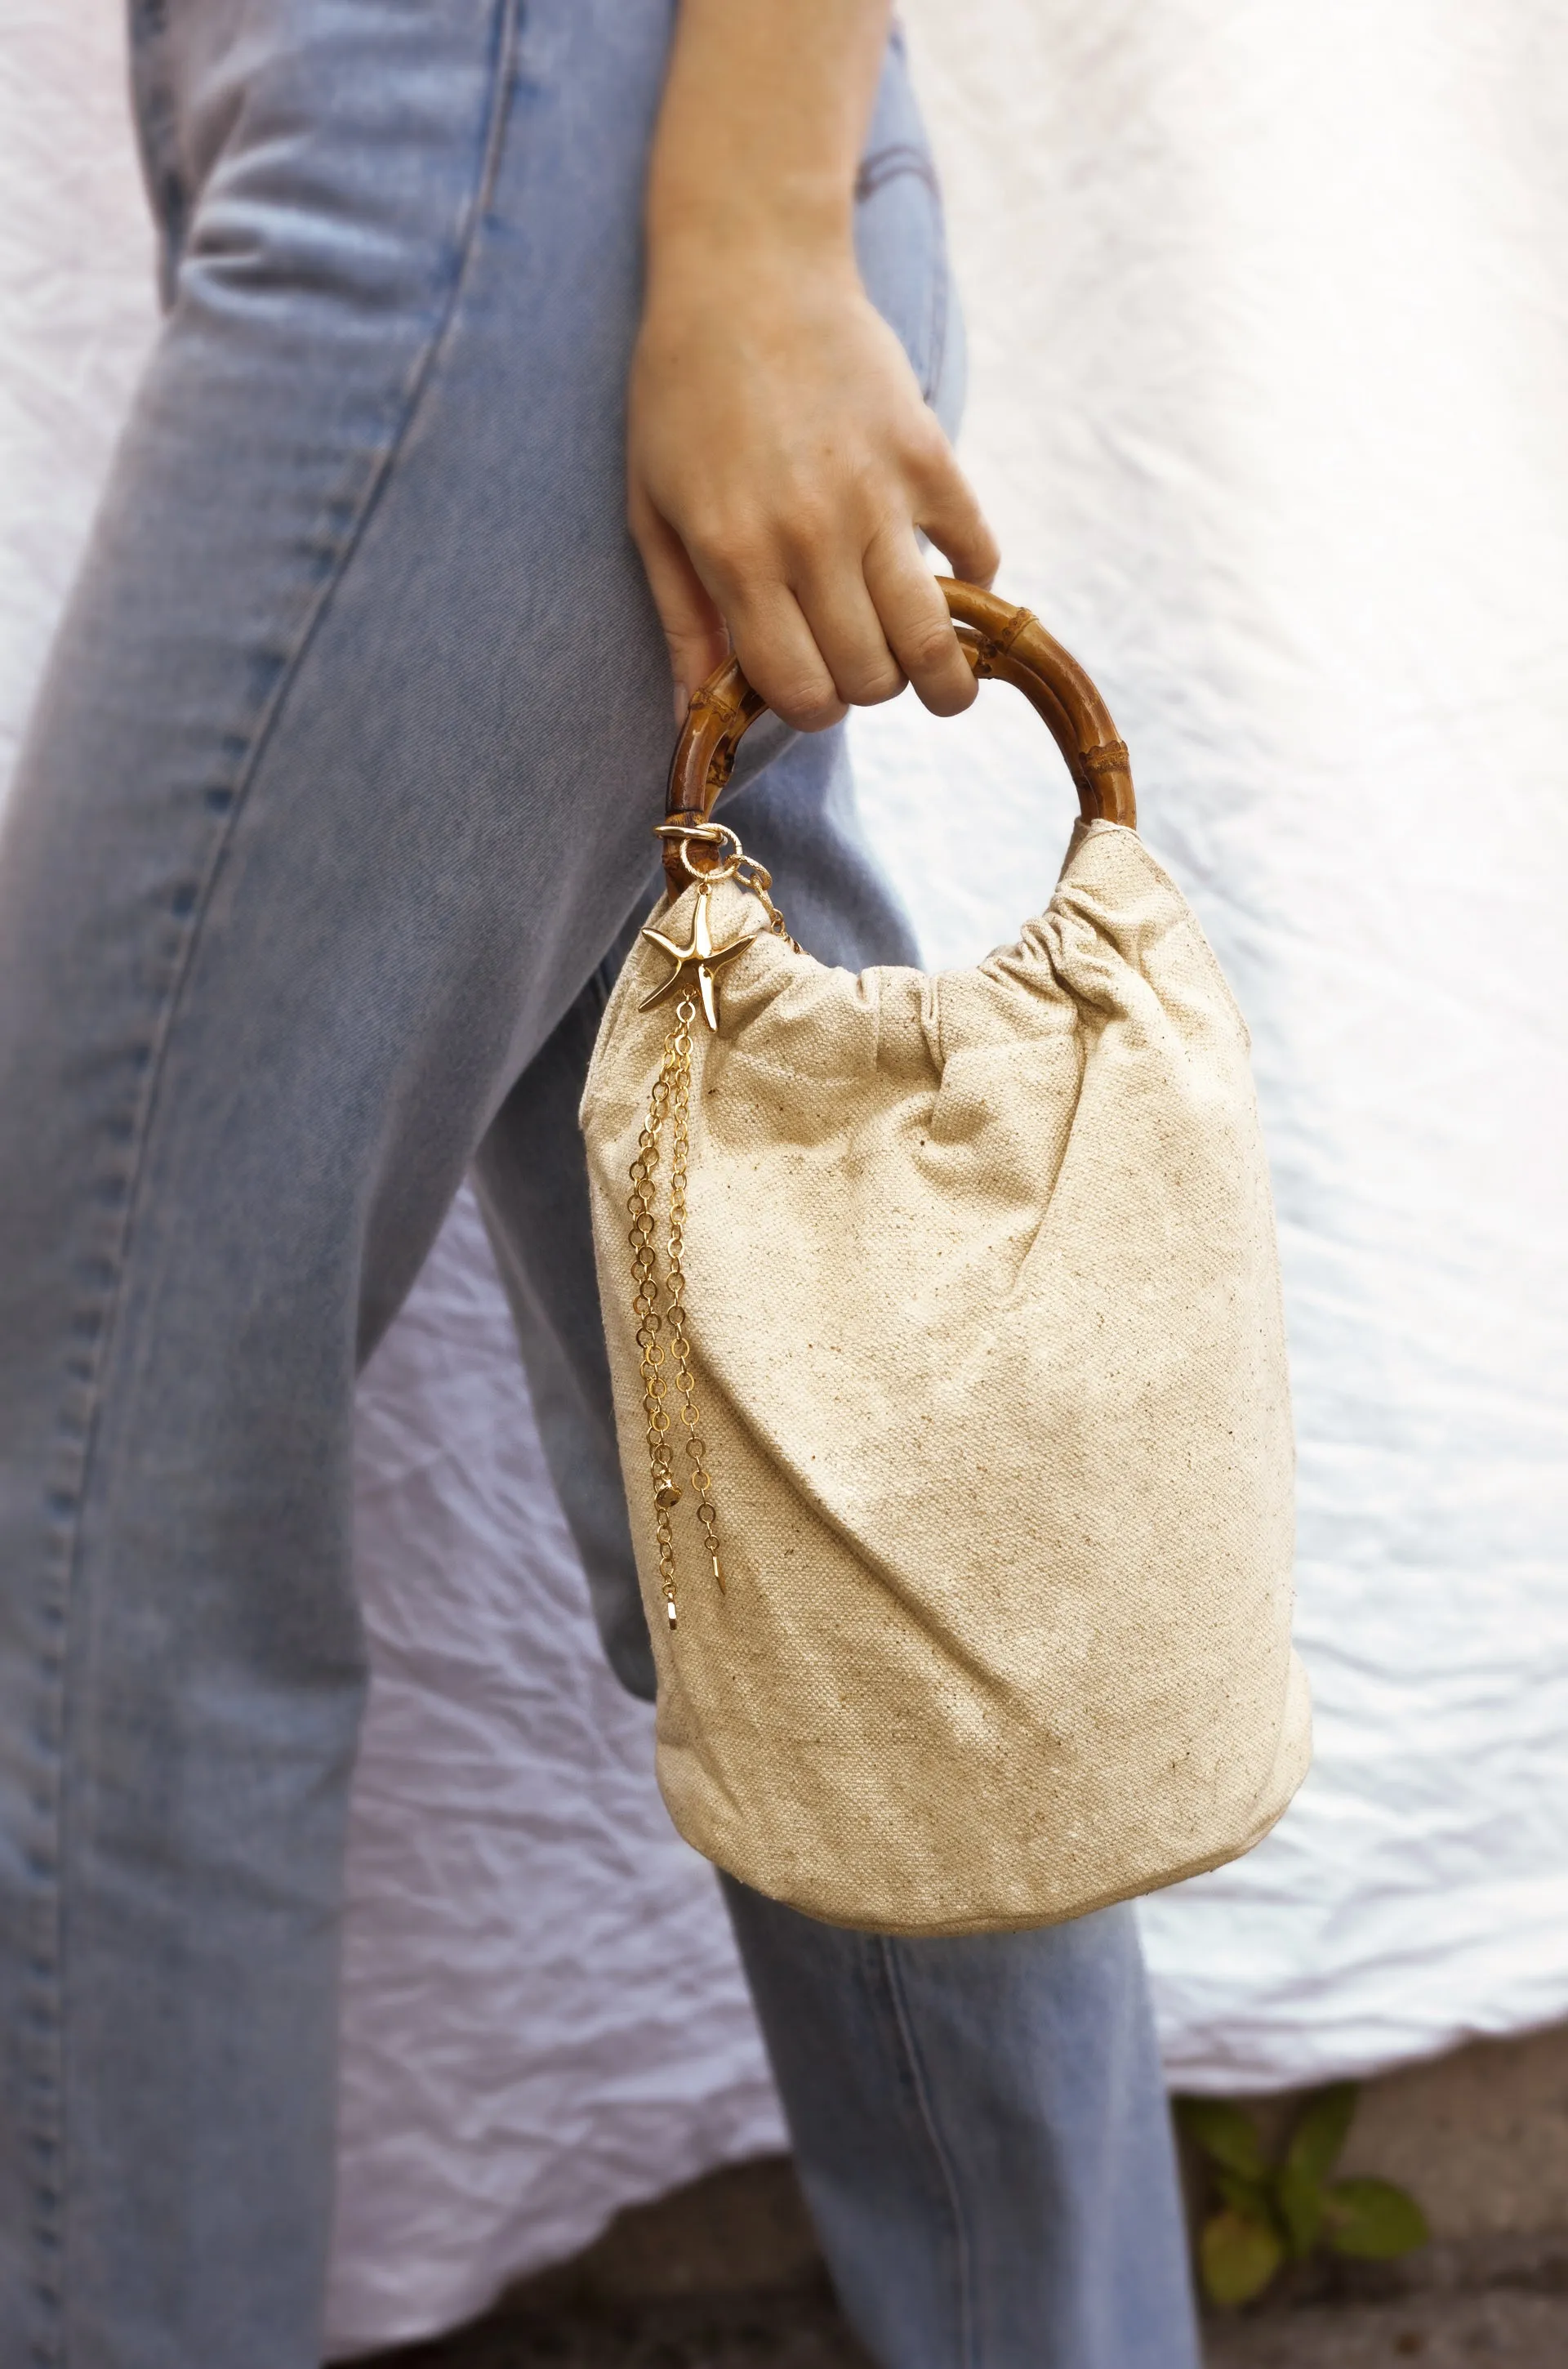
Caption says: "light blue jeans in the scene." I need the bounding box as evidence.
[0,3,1199,2362]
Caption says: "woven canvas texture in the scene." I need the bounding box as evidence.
[581,819,1311,1935]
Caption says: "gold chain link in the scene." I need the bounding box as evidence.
[731,854,800,948]
[626,988,725,1631]
[626,839,795,1633]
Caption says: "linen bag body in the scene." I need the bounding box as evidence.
[581,818,1311,1937]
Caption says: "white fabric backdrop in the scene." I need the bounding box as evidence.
[880,0,1568,2097]
[4,2,1566,2356]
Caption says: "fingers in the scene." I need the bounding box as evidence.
[791,565,906,710]
[631,428,1000,732]
[643,513,987,733]
[629,484,731,719]
[724,578,848,733]
[862,524,977,717]
[633,480,849,731]
[627,270,1002,734]
[913,435,1001,591]
[769,431,999,718]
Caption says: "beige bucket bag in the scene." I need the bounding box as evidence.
[580,581,1311,1937]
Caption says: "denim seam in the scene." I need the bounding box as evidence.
[25,7,523,2358]
[878,1939,980,2369]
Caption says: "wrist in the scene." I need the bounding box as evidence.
[645,175,858,287]
[644,197,865,338]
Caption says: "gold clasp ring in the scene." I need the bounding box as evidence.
[653,819,744,884]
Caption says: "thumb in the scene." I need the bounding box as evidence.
[630,486,732,722]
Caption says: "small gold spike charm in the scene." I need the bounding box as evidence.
[639,884,757,1033]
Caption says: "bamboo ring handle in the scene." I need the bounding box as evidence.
[663,578,1134,892]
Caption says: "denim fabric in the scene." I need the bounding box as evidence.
[0,2,1197,2361]
[725,1886,1200,2369]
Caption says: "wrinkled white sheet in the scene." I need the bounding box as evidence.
[879,0,1568,2099]
[0,4,156,790]
[4,1,1566,2358]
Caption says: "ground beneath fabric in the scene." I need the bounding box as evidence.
[359,2277,1568,2368]
[351,2163,1568,2369]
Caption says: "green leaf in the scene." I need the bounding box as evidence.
[1324,2178,1430,2260]
[1200,2206,1285,2308]
[1275,2161,1325,2260]
[1285,2082,1359,2188]
[1175,2097,1267,2179]
[1214,2167,1275,2222]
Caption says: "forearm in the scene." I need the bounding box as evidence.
[647,0,891,272]
[630,0,995,730]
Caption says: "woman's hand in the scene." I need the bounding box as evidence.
[628,0,1000,732]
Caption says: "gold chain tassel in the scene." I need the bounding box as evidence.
[626,988,725,1631]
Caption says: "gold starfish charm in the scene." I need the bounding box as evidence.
[640,885,758,1033]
